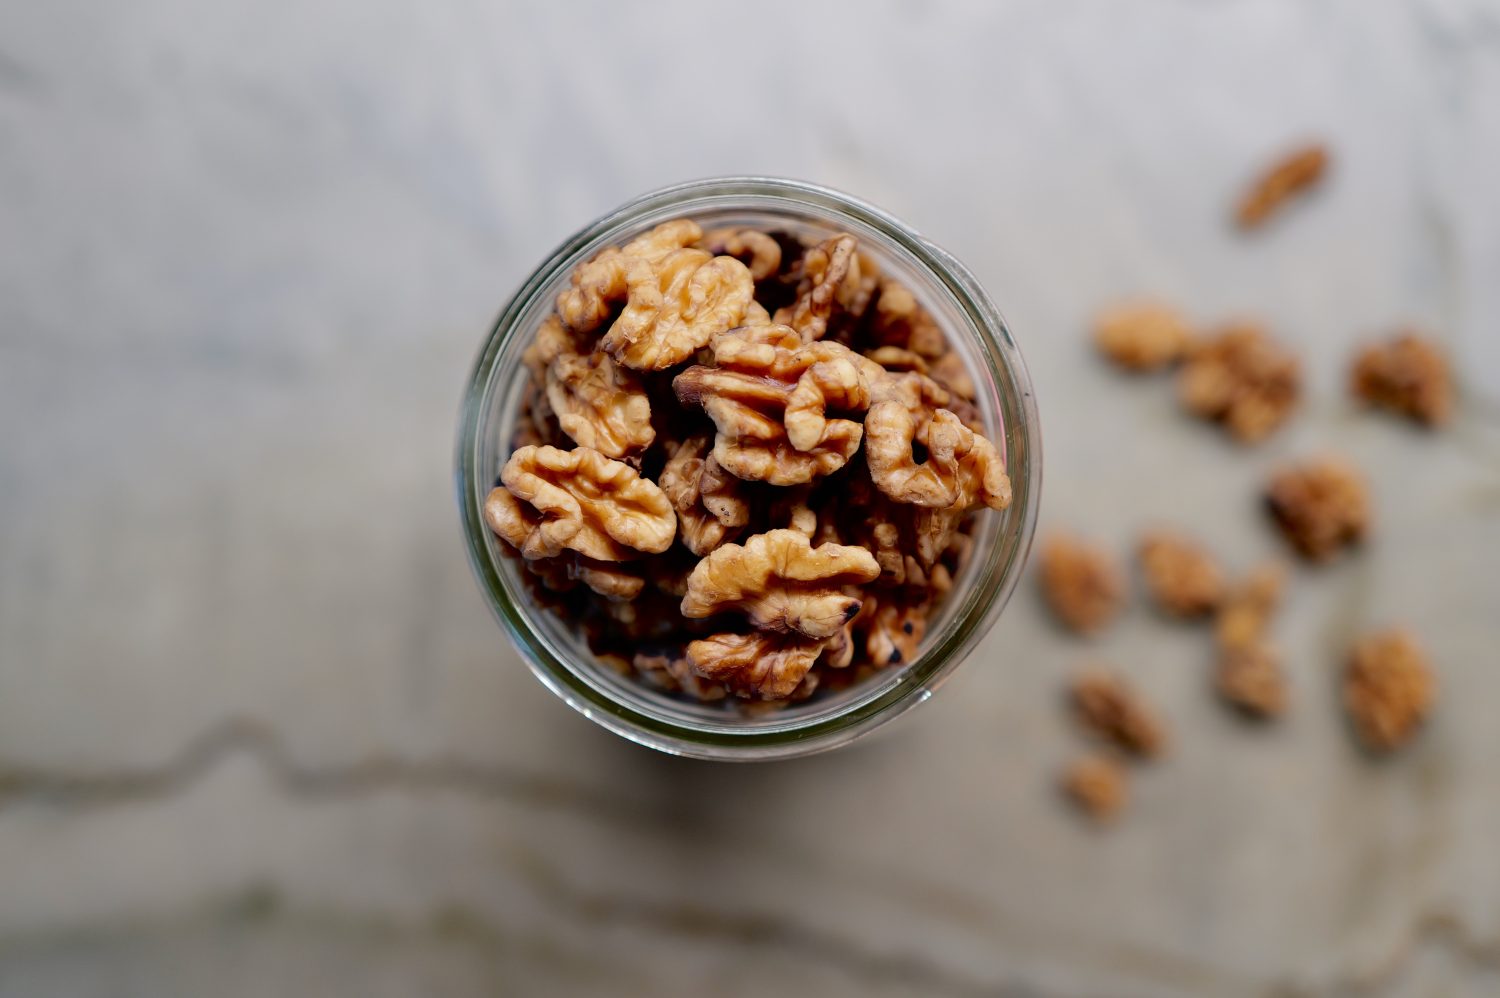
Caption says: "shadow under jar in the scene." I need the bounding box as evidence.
[457,177,1040,761]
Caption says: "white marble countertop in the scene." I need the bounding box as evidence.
[2,1,1499,995]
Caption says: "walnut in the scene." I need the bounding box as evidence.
[1215,562,1286,651]
[1350,331,1453,427]
[773,234,856,341]
[1069,669,1167,758]
[1264,456,1370,561]
[485,445,676,561]
[1235,143,1329,230]
[927,351,977,400]
[658,435,749,556]
[854,591,927,668]
[1038,534,1125,635]
[673,325,874,485]
[1093,301,1193,371]
[1061,754,1127,824]
[522,316,655,458]
[1137,531,1225,618]
[679,529,880,639]
[556,219,703,333]
[871,278,948,358]
[865,346,928,373]
[1178,322,1301,442]
[865,402,1011,510]
[632,645,728,703]
[835,250,882,324]
[1344,629,1435,751]
[698,227,782,282]
[1216,642,1288,718]
[600,248,757,370]
[512,377,568,451]
[685,630,831,700]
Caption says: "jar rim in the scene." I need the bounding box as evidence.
[456,176,1041,761]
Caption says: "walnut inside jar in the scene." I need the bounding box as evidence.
[484,219,1014,703]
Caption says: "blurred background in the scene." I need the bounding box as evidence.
[2,1,1499,995]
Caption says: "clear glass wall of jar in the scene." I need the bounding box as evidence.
[457,178,1040,760]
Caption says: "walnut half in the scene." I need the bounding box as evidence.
[680,529,880,640]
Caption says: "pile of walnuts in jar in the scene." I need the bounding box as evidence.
[484,219,1011,704]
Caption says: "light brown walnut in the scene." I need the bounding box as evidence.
[522,316,654,459]
[1179,322,1301,443]
[1061,754,1127,824]
[698,227,783,281]
[1137,531,1225,618]
[1344,629,1435,752]
[632,645,728,703]
[686,630,832,700]
[680,529,879,640]
[773,234,856,341]
[485,445,676,561]
[871,278,948,358]
[674,325,877,485]
[865,402,1011,511]
[1069,669,1167,758]
[658,435,750,557]
[556,219,702,333]
[1094,301,1193,371]
[1216,642,1288,718]
[1215,562,1286,651]
[1235,143,1329,230]
[1350,331,1453,427]
[599,248,756,370]
[854,592,928,669]
[1265,456,1370,561]
[1039,534,1125,635]
[524,554,644,601]
[927,351,977,401]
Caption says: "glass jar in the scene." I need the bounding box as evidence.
[456,177,1040,761]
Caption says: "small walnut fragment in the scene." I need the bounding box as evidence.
[523,316,654,458]
[632,645,728,702]
[773,234,856,341]
[1179,323,1301,442]
[1137,531,1225,619]
[1265,457,1370,561]
[680,529,880,639]
[1093,301,1193,372]
[1216,642,1288,718]
[686,630,830,700]
[1069,670,1167,758]
[1350,331,1453,427]
[658,435,749,556]
[1215,562,1286,651]
[854,592,928,669]
[1038,534,1125,635]
[870,278,947,359]
[1061,754,1127,824]
[485,445,676,561]
[1234,143,1329,230]
[1344,629,1435,751]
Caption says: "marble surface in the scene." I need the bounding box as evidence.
[2,1,1499,995]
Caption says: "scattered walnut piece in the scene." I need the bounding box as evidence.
[658,435,749,556]
[1234,143,1329,230]
[1264,457,1370,561]
[685,630,830,700]
[485,445,676,561]
[1039,534,1125,636]
[1069,669,1167,758]
[680,529,880,640]
[1350,331,1453,427]
[1093,301,1193,372]
[1215,562,1286,651]
[1216,642,1288,718]
[1061,754,1127,824]
[1137,531,1225,619]
[773,235,856,342]
[1179,322,1301,442]
[523,316,655,459]
[1344,629,1435,752]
